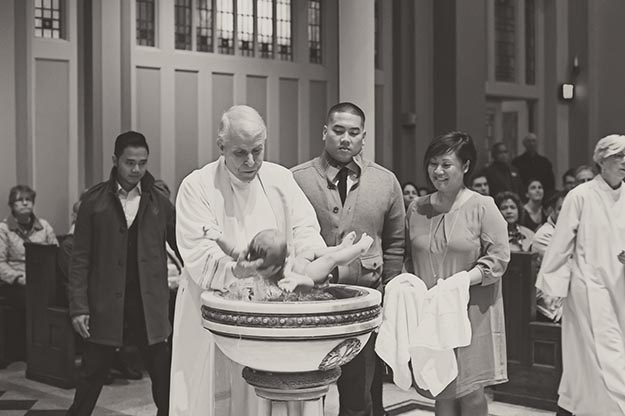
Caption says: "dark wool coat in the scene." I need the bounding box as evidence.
[68,168,177,346]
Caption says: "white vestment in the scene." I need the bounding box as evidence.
[170,157,326,416]
[536,175,625,416]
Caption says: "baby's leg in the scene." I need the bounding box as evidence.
[304,234,374,281]
[313,231,357,257]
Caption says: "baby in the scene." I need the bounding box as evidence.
[204,225,373,300]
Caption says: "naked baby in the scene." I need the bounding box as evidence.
[204,225,373,301]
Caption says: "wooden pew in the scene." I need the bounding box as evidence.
[24,242,76,388]
[491,251,562,410]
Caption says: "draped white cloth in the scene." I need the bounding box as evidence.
[170,157,326,415]
[536,175,625,415]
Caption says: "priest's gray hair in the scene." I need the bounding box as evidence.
[593,134,625,163]
[217,105,267,144]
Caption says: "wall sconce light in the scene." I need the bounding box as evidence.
[560,83,575,101]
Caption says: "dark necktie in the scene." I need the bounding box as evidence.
[337,167,348,205]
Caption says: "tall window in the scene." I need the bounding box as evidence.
[34,0,65,39]
[216,0,235,54]
[175,0,193,50]
[197,0,214,52]
[308,0,321,64]
[276,0,292,60]
[257,0,273,58]
[136,0,156,46]
[170,0,296,60]
[495,0,516,82]
[237,0,254,56]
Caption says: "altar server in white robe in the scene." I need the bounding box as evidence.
[170,105,327,416]
[536,134,625,416]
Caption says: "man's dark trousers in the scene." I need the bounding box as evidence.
[67,221,170,416]
[337,333,378,416]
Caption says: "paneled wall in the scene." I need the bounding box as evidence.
[5,0,79,233]
[105,0,341,200]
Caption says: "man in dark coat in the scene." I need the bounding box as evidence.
[512,133,556,194]
[67,131,177,416]
[484,142,524,198]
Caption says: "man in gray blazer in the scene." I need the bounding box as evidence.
[292,102,405,416]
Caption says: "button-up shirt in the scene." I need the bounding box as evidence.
[117,182,142,227]
[325,152,363,197]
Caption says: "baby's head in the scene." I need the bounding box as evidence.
[247,229,287,282]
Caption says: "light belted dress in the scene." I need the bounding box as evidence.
[169,157,326,416]
[536,175,625,415]
[404,189,510,399]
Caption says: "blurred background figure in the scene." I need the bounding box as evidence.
[470,170,490,196]
[574,164,597,185]
[521,179,545,231]
[417,186,429,197]
[402,181,419,210]
[495,191,534,252]
[561,168,577,192]
[512,133,555,194]
[484,142,523,197]
[0,185,58,361]
[531,190,567,262]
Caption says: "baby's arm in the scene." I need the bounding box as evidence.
[202,223,241,259]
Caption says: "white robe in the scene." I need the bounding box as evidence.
[170,157,326,416]
[536,175,625,416]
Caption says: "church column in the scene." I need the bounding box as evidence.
[338,0,376,160]
[432,0,487,155]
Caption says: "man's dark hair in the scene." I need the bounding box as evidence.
[471,168,488,184]
[562,168,576,183]
[326,102,365,126]
[423,131,477,188]
[490,142,507,159]
[114,130,149,158]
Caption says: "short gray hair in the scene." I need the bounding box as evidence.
[217,105,267,145]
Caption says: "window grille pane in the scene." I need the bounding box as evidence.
[525,0,536,85]
[197,0,214,52]
[136,0,156,46]
[276,0,292,60]
[237,0,254,56]
[495,0,516,82]
[34,0,65,39]
[217,0,234,54]
[308,0,321,64]
[257,0,273,58]
[175,0,193,50]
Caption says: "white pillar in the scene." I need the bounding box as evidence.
[338,0,376,161]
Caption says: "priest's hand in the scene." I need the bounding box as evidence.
[232,248,264,279]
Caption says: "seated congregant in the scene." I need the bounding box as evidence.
[495,191,534,252]
[0,185,57,359]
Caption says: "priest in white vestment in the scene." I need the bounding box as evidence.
[536,134,625,416]
[169,105,326,415]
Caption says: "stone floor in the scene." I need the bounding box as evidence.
[0,361,554,415]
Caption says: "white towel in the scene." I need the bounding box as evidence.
[375,271,472,396]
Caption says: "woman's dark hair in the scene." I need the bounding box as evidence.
[8,185,36,206]
[423,131,477,188]
[402,181,418,192]
[114,130,150,158]
[494,191,524,225]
